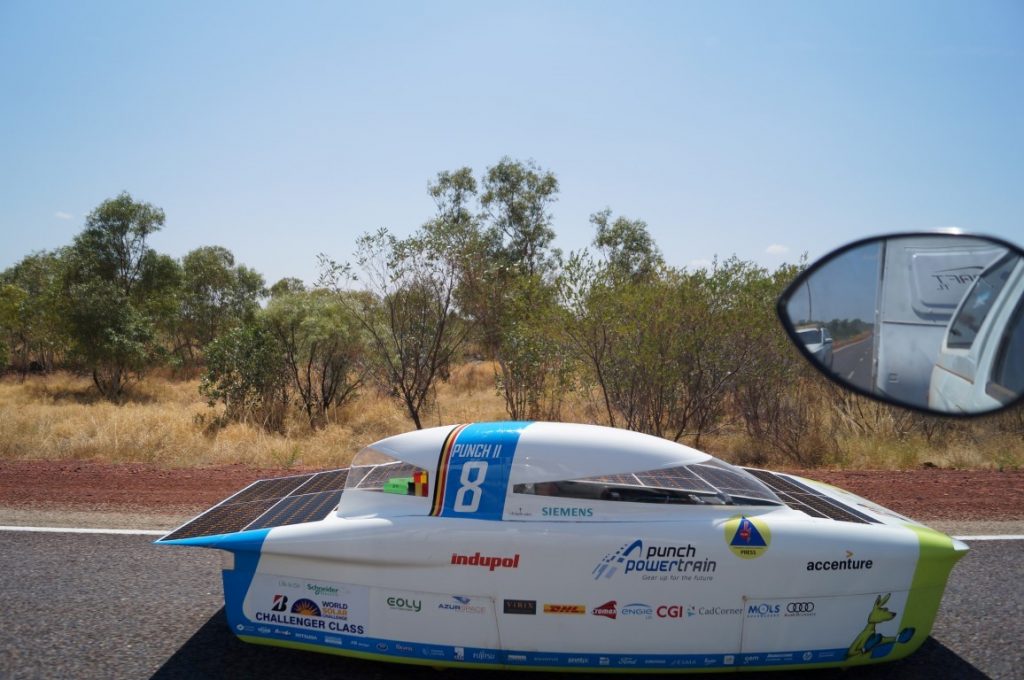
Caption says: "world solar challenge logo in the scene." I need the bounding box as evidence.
[724,516,770,559]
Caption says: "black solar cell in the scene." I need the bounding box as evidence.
[292,469,349,495]
[246,490,343,530]
[161,499,278,541]
[226,474,315,505]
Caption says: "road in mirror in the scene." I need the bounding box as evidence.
[778,233,1024,416]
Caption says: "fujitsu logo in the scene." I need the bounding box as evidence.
[592,600,617,619]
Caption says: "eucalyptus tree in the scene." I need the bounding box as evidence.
[63,192,178,400]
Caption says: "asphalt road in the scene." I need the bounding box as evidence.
[832,335,874,393]
[0,533,1020,680]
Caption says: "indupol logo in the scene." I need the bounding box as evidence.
[450,552,520,571]
[592,539,716,579]
[592,601,617,619]
[724,516,770,559]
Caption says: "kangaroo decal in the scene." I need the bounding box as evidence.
[847,593,916,659]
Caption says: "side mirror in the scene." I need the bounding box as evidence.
[777,232,1024,416]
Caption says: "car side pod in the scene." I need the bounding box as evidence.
[866,526,968,665]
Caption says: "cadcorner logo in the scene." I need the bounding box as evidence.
[724,516,770,559]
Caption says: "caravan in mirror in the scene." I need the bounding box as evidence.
[777,232,1024,416]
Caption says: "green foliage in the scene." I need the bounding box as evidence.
[264,289,367,429]
[200,323,288,431]
[176,246,265,364]
[320,226,468,430]
[0,251,69,373]
[63,193,174,400]
[590,209,663,282]
[481,157,560,278]
[269,277,306,298]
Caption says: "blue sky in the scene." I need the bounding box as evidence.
[1,1,1021,287]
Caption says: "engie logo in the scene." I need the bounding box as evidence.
[724,516,770,559]
[451,552,520,571]
[592,601,617,619]
[386,596,422,613]
[592,539,716,580]
[620,603,653,619]
[544,604,586,615]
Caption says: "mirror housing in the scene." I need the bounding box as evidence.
[777,232,1024,417]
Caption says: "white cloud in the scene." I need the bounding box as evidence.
[687,258,713,270]
[765,244,789,255]
[54,211,73,220]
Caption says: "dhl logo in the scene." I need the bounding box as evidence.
[543,604,586,615]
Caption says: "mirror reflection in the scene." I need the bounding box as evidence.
[779,234,1024,416]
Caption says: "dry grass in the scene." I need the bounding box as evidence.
[0,369,1020,470]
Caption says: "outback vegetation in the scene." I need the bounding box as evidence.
[1,162,1022,471]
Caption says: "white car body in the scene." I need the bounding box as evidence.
[159,422,966,672]
[930,254,1024,412]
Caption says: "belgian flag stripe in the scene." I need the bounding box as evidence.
[431,424,467,516]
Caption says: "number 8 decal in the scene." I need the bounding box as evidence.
[453,461,488,513]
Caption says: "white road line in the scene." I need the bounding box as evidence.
[953,535,1024,541]
[0,525,166,536]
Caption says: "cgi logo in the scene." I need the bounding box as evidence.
[746,603,780,618]
[656,605,685,619]
[386,596,422,613]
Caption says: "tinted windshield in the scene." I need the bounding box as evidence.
[797,329,822,344]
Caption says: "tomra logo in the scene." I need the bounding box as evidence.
[592,601,617,619]
[451,552,520,571]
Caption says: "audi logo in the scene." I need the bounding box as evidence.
[786,602,815,614]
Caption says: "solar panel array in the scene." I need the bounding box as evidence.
[743,468,879,524]
[583,464,778,502]
[159,468,350,542]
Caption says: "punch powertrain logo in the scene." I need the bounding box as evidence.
[271,594,288,612]
[724,516,770,559]
[544,603,586,614]
[592,601,617,619]
[451,551,520,571]
[592,539,716,580]
[290,598,322,617]
[503,599,536,615]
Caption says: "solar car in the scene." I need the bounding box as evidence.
[158,421,965,672]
